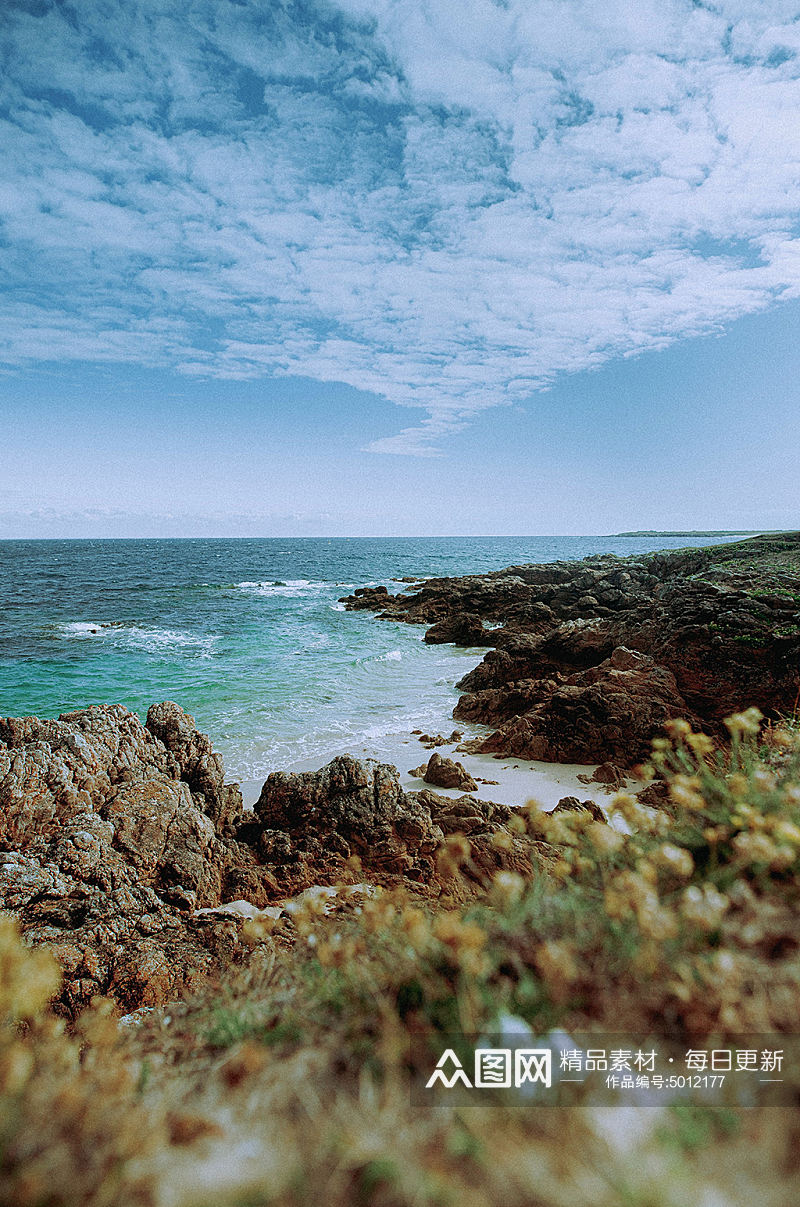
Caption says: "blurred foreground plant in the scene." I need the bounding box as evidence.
[0,916,163,1206]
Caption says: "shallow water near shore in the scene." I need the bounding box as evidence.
[1,534,744,790]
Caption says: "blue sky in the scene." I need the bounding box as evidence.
[1,0,799,536]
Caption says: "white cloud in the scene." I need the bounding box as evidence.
[2,0,800,452]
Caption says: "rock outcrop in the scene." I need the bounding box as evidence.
[423,612,492,646]
[341,532,800,767]
[242,753,535,895]
[412,752,478,792]
[145,701,242,831]
[476,648,698,764]
[0,704,279,1016]
[552,797,606,822]
[1,707,543,1015]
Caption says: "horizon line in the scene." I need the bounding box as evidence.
[0,529,778,543]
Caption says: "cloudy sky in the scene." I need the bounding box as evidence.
[2,0,799,536]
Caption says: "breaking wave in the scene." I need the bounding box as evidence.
[58,621,218,657]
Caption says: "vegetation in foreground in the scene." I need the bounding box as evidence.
[1,712,799,1206]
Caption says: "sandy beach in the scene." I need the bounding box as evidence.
[239,725,618,812]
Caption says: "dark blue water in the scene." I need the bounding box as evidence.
[0,535,744,780]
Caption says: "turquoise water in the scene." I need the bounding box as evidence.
[0,535,743,780]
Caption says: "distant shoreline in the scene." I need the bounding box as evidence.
[610,529,773,537]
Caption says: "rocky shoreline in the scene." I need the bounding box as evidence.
[342,531,800,767]
[2,532,798,1020]
[0,703,543,1017]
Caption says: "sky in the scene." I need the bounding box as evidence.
[1,0,799,537]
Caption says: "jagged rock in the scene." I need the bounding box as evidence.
[423,612,492,646]
[0,705,175,846]
[0,710,546,1012]
[412,789,545,892]
[636,779,670,808]
[251,755,442,886]
[552,797,607,822]
[338,585,389,610]
[418,752,478,792]
[247,754,542,899]
[146,701,242,831]
[454,679,558,726]
[342,534,800,766]
[0,705,271,1016]
[476,649,697,765]
[100,779,221,908]
[578,762,629,790]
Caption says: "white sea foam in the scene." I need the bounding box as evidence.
[235,579,331,597]
[60,621,105,637]
[377,650,403,662]
[59,621,218,657]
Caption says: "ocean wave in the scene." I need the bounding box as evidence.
[352,648,406,667]
[58,621,218,657]
[60,621,106,637]
[234,579,332,597]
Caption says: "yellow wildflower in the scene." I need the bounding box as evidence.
[724,707,763,738]
[655,844,695,879]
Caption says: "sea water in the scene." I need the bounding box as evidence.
[0,535,742,782]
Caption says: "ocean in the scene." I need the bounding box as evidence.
[0,534,742,785]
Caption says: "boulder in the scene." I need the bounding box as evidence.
[423,612,492,646]
[552,797,606,822]
[247,754,541,898]
[577,762,629,791]
[418,752,478,792]
[477,648,696,765]
[255,755,432,850]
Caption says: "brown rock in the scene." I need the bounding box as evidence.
[420,752,478,792]
[342,533,800,766]
[577,762,629,790]
[552,797,606,822]
[146,701,243,830]
[636,779,670,808]
[252,755,441,886]
[1,710,547,1014]
[248,755,542,899]
[477,648,697,765]
[423,612,491,646]
[0,705,271,1016]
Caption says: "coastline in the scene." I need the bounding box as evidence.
[4,530,800,1009]
[340,531,800,767]
[240,732,613,812]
